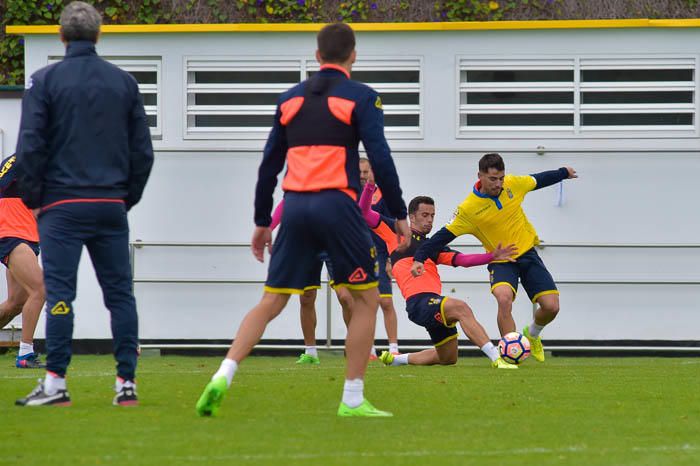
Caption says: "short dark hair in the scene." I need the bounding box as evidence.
[479,153,505,172]
[317,23,355,63]
[409,196,434,215]
[60,1,102,43]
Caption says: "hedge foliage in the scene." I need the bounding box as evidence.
[2,0,700,85]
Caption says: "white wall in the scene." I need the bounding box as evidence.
[0,96,21,158]
[11,26,700,343]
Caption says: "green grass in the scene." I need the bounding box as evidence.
[1,353,698,466]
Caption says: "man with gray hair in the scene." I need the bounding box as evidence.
[15,1,153,407]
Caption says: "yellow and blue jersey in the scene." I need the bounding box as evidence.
[446,174,538,260]
[414,168,570,264]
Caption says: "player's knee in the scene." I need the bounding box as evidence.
[494,294,513,312]
[337,292,354,311]
[30,284,45,302]
[541,301,560,317]
[379,298,395,314]
[299,290,316,308]
[439,353,458,365]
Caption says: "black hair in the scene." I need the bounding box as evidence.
[478,153,505,172]
[409,196,434,215]
[317,23,355,63]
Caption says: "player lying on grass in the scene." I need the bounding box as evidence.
[358,183,517,369]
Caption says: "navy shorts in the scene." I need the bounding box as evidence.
[376,249,393,297]
[488,248,558,303]
[266,191,378,294]
[303,251,334,291]
[0,237,40,267]
[406,292,458,347]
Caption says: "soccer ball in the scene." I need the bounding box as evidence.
[498,332,531,364]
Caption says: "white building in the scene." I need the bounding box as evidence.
[3,19,699,350]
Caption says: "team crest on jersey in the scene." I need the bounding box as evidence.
[434,312,443,324]
[506,188,513,199]
[50,301,70,315]
[428,297,441,306]
[447,208,459,225]
[374,96,383,110]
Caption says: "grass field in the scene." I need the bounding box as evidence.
[1,352,698,466]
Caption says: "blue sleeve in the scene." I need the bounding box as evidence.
[531,168,569,190]
[380,214,396,232]
[356,89,407,220]
[254,105,288,227]
[15,73,50,209]
[125,82,154,210]
[0,155,17,196]
[414,227,457,263]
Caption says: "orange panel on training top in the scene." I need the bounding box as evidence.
[280,96,305,126]
[392,257,443,300]
[283,145,349,192]
[327,97,355,125]
[0,198,39,242]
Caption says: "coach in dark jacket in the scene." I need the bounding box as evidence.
[15,1,153,407]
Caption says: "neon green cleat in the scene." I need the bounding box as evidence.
[296,353,320,365]
[378,350,394,366]
[337,399,393,417]
[492,357,518,369]
[523,326,545,362]
[195,376,228,417]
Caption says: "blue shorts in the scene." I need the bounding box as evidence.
[406,293,458,347]
[0,237,40,267]
[488,248,558,303]
[303,251,334,291]
[266,191,378,294]
[376,249,393,297]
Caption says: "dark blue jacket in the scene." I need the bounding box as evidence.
[15,41,154,210]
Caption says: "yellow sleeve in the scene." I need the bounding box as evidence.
[444,205,475,237]
[507,174,537,194]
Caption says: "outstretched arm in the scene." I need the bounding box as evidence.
[358,182,381,228]
[411,227,457,276]
[531,167,577,190]
[452,243,517,267]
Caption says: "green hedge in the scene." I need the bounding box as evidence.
[2,0,700,85]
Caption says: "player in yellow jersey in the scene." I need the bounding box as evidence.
[411,153,577,362]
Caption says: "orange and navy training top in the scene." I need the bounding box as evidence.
[372,216,459,300]
[0,155,39,242]
[254,65,407,226]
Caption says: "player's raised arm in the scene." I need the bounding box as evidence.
[355,89,409,250]
[531,166,577,191]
